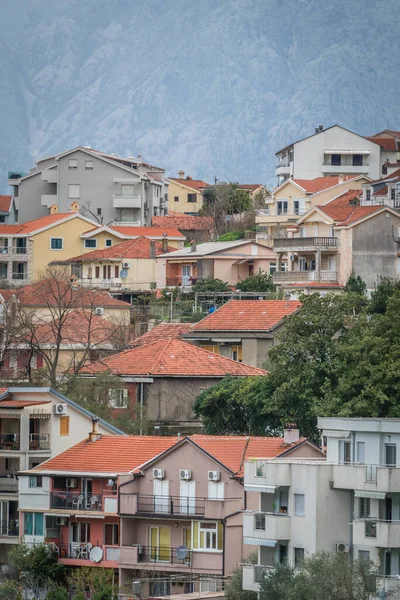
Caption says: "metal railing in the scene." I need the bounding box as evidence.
[78,278,123,289]
[12,273,28,280]
[323,159,369,167]
[136,494,205,517]
[0,246,27,255]
[50,492,103,511]
[136,545,191,566]
[0,434,20,450]
[273,236,338,248]
[0,519,18,536]
[29,433,50,450]
[273,270,339,283]
[256,208,307,217]
[166,276,193,287]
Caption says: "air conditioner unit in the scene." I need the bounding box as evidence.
[153,468,165,479]
[336,543,350,553]
[180,469,192,481]
[208,470,220,482]
[56,517,66,526]
[94,307,104,316]
[66,478,78,488]
[53,403,67,415]
[122,261,131,269]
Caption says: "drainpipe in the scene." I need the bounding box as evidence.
[140,382,144,436]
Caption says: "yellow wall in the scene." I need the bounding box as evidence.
[307,177,369,207]
[80,257,159,291]
[168,180,205,214]
[82,231,123,253]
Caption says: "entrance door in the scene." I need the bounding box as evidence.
[149,526,170,561]
[153,479,169,513]
[182,265,191,286]
[180,480,196,515]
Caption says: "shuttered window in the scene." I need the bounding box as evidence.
[59,416,69,436]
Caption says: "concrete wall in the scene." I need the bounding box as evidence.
[18,173,52,222]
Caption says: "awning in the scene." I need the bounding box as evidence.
[75,514,104,519]
[324,149,370,155]
[354,490,386,500]
[29,414,51,419]
[244,537,276,547]
[245,484,277,494]
[44,513,71,518]
[0,413,20,419]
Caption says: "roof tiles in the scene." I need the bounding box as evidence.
[152,214,214,231]
[292,176,356,194]
[169,178,209,191]
[130,323,193,347]
[0,196,12,213]
[69,237,174,262]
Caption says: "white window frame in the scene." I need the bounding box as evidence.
[68,184,80,199]
[85,161,94,170]
[108,389,128,408]
[294,493,305,516]
[29,476,42,488]
[68,159,78,170]
[105,239,113,247]
[50,237,63,251]
[269,262,277,274]
[84,239,97,249]
[194,521,221,552]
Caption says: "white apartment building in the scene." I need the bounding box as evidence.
[242,418,400,597]
[0,387,122,568]
[275,125,393,185]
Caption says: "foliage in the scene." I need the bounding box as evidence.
[191,278,231,292]
[225,551,258,600]
[344,274,366,295]
[259,551,378,600]
[46,584,68,600]
[237,270,276,292]
[67,567,117,600]
[8,543,64,598]
[201,183,252,234]
[0,580,21,600]
[369,277,400,314]
[217,231,245,241]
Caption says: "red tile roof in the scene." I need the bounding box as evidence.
[237,184,264,191]
[369,168,400,184]
[80,338,266,377]
[152,214,214,231]
[191,300,301,332]
[0,213,81,236]
[30,312,122,347]
[169,178,209,191]
[0,196,12,213]
[110,226,185,239]
[69,237,174,262]
[318,190,382,225]
[336,206,384,227]
[366,136,397,151]
[324,189,362,207]
[34,435,180,474]
[130,323,193,347]
[292,176,356,194]
[0,400,51,408]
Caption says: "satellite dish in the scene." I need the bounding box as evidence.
[120,269,128,279]
[89,546,103,563]
[176,545,189,560]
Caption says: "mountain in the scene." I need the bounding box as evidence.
[0,0,399,189]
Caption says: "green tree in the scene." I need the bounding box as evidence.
[237,270,276,292]
[259,552,379,600]
[225,551,258,600]
[191,278,231,292]
[369,277,400,314]
[0,580,21,600]
[67,567,117,600]
[217,231,245,241]
[8,543,64,598]
[46,584,68,600]
[201,183,252,234]
[344,274,367,295]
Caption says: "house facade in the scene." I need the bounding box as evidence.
[79,224,185,252]
[0,196,16,225]
[168,174,209,215]
[183,300,301,368]
[0,388,122,567]
[152,214,215,243]
[8,147,169,226]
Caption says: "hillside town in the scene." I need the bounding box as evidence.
[1,124,400,599]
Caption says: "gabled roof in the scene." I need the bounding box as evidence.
[335,206,394,228]
[237,184,265,192]
[191,300,301,332]
[81,225,184,241]
[169,178,209,191]
[0,196,12,213]
[0,212,97,237]
[292,176,356,194]
[159,239,273,259]
[32,435,179,475]
[371,130,400,139]
[373,186,388,197]
[80,338,266,377]
[368,168,400,184]
[152,214,214,231]
[69,237,174,262]
[366,136,398,151]
[130,323,193,347]
[276,124,381,155]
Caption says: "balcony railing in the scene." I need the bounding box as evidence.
[136,494,205,517]
[0,246,27,255]
[123,545,191,566]
[78,278,123,289]
[12,273,28,280]
[0,477,18,493]
[166,276,193,287]
[273,236,338,249]
[0,519,18,537]
[0,434,20,450]
[273,270,339,283]
[256,208,307,217]
[29,433,50,450]
[323,159,369,167]
[50,492,104,512]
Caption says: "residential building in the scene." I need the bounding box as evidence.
[168,173,209,215]
[0,196,16,224]
[367,130,400,176]
[361,168,400,208]
[183,300,301,368]
[256,175,370,245]
[275,125,387,185]
[67,237,175,299]
[9,147,169,225]
[0,388,123,567]
[158,240,279,289]
[80,224,185,251]
[79,338,265,432]
[273,190,400,293]
[152,213,215,243]
[130,323,193,347]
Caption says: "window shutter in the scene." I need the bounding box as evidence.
[36,354,44,368]
[95,266,100,279]
[105,524,113,545]
[60,416,69,436]
[217,523,223,550]
[192,522,199,549]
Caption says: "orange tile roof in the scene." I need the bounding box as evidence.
[130,323,193,347]
[110,226,185,239]
[152,214,214,231]
[366,136,397,151]
[191,300,301,332]
[30,312,122,347]
[369,168,400,184]
[169,178,209,191]
[34,435,180,474]
[0,196,12,213]
[69,237,174,262]
[292,176,356,194]
[0,213,79,236]
[336,206,383,226]
[318,191,382,225]
[323,189,362,207]
[237,184,264,191]
[0,399,50,408]
[80,338,266,377]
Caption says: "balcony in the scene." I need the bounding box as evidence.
[275,163,292,177]
[273,236,338,253]
[29,433,50,451]
[41,169,57,183]
[50,492,105,512]
[0,520,18,537]
[353,520,400,548]
[113,194,141,209]
[244,460,293,488]
[11,273,28,282]
[256,208,307,218]
[322,160,369,175]
[0,434,20,451]
[119,545,191,569]
[55,543,120,565]
[331,464,400,494]
[41,194,57,207]
[78,278,123,289]
[0,478,18,493]
[243,564,274,592]
[166,276,193,287]
[243,512,290,544]
[0,245,27,256]
[136,494,205,517]
[273,271,339,284]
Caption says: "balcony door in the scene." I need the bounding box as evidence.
[153,479,169,513]
[180,480,196,515]
[149,526,170,561]
[182,265,191,286]
[385,444,397,467]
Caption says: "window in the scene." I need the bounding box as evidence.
[360,497,370,518]
[59,416,69,436]
[24,512,44,536]
[97,208,102,216]
[353,154,363,166]
[365,189,371,202]
[84,239,97,249]
[331,154,341,166]
[105,239,112,247]
[95,266,100,278]
[68,159,78,170]
[294,494,305,516]
[85,161,94,170]
[200,579,217,593]
[391,188,396,201]
[50,238,63,250]
[114,265,119,278]
[339,440,351,464]
[277,200,288,215]
[269,262,277,274]
[359,550,370,562]
[357,441,365,464]
[231,345,242,362]
[327,256,336,271]
[174,196,179,202]
[187,194,197,203]
[293,200,300,215]
[29,476,43,488]
[121,184,134,196]
[108,389,128,408]
[183,527,192,548]
[68,184,80,198]
[0,216,5,223]
[192,521,223,551]
[105,523,119,545]
[294,547,304,567]
[299,258,307,271]
[385,444,397,467]
[255,513,265,530]
[150,581,170,597]
[208,481,224,500]
[72,522,90,543]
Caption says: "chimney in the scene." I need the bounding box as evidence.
[50,204,59,214]
[190,239,197,253]
[69,201,79,213]
[283,423,299,445]
[162,234,168,253]
[338,174,344,184]
[186,176,193,181]
[137,153,142,163]
[88,417,102,442]
[178,170,185,179]
[150,240,156,259]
